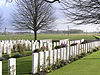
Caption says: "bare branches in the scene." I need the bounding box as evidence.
[0,15,3,27]
[62,0,100,25]
[12,0,55,40]
[44,0,60,3]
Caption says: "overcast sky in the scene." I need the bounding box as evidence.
[0,0,100,32]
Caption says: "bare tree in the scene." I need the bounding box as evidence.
[6,0,60,3]
[44,0,60,3]
[12,0,55,40]
[62,0,100,25]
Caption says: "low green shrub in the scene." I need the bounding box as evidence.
[81,40,88,44]
[12,53,23,58]
[74,56,79,61]
[3,54,10,60]
[34,46,48,53]
[93,47,99,52]
[40,65,53,73]
[51,60,68,71]
[54,46,62,49]
[0,57,5,61]
[81,52,87,57]
[54,43,67,49]
[70,43,77,46]
[33,49,41,53]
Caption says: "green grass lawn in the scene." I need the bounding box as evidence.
[0,34,96,40]
[47,50,100,75]
[3,51,32,75]
[3,55,32,75]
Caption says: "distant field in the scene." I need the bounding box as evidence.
[0,33,96,40]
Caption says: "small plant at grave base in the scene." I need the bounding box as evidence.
[87,51,91,54]
[8,65,16,75]
[33,49,41,53]
[55,43,67,49]
[93,47,99,52]
[53,59,65,69]
[39,56,53,73]
[40,65,53,73]
[81,52,87,57]
[70,43,78,46]
[61,43,67,47]
[69,56,74,63]
[87,50,93,54]
[12,44,17,52]
[81,40,88,44]
[90,50,93,54]
[46,66,54,73]
[12,53,23,58]
[34,46,48,53]
[3,54,10,60]
[54,45,62,49]
[78,54,83,59]
[17,44,27,56]
[74,55,79,61]
[41,46,48,51]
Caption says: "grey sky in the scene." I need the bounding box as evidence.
[0,0,99,32]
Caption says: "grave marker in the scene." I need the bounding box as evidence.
[8,58,16,75]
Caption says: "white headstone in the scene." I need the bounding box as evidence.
[3,44,7,54]
[57,42,60,46]
[74,46,77,57]
[72,46,74,57]
[53,49,57,64]
[44,51,49,67]
[32,44,36,52]
[32,53,38,74]
[53,42,56,48]
[0,61,2,75]
[0,44,2,57]
[48,42,52,50]
[57,49,61,59]
[39,52,44,71]
[49,50,53,66]
[70,46,73,57]
[8,58,16,75]
[61,48,64,60]
[63,48,67,61]
[36,42,39,49]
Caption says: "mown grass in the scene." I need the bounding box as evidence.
[47,50,100,75]
[0,34,96,40]
[3,55,32,75]
[2,51,32,75]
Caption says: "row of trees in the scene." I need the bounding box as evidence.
[1,0,100,40]
[40,29,83,34]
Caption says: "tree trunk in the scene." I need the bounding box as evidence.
[34,31,37,40]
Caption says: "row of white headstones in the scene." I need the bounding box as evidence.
[0,39,69,57]
[0,40,33,57]
[1,39,100,75]
[32,40,100,74]
[0,39,69,75]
